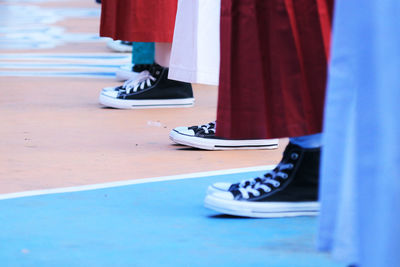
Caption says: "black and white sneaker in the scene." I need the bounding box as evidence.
[99,64,194,109]
[204,143,321,218]
[115,63,154,81]
[107,40,133,52]
[170,121,216,139]
[169,122,278,150]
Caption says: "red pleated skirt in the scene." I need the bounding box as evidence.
[100,0,178,42]
[216,0,334,139]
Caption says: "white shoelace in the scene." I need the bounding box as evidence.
[238,163,294,199]
[122,70,156,94]
[196,122,216,134]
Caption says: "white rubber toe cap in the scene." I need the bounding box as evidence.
[212,182,232,191]
[173,127,195,136]
[101,90,119,98]
[102,86,118,92]
[211,191,235,201]
[207,182,233,195]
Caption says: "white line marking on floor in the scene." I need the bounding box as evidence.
[0,165,274,200]
[0,71,117,78]
[0,62,122,69]
[0,53,130,77]
[0,53,131,61]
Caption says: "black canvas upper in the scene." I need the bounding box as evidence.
[230,143,321,202]
[132,64,154,73]
[117,65,193,100]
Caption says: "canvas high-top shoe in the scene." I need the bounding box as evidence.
[99,64,194,109]
[205,143,321,217]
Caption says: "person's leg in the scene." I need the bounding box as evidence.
[216,0,332,140]
[100,0,178,43]
[155,42,172,67]
[319,1,400,265]
[167,0,278,150]
[98,0,194,109]
[132,42,155,65]
[204,0,333,217]
[99,42,194,109]
[170,0,331,150]
[205,136,322,217]
[208,134,322,194]
[168,0,220,86]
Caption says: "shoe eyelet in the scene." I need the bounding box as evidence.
[282,173,288,179]
[274,182,280,187]
[291,153,299,160]
[288,163,294,169]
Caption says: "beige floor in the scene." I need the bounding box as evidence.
[0,0,285,194]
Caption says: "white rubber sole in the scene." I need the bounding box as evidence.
[99,92,194,109]
[169,130,279,150]
[204,194,319,218]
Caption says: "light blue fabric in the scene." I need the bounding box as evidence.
[318,1,400,266]
[131,42,154,64]
[289,133,322,148]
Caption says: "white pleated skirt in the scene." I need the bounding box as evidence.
[168,0,220,86]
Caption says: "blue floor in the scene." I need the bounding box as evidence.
[0,171,344,267]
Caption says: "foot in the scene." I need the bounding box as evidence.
[170,121,216,138]
[99,64,194,109]
[169,122,278,150]
[204,143,321,218]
